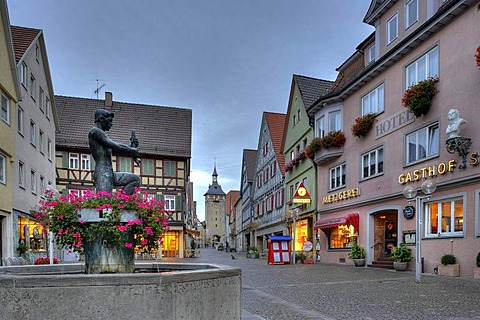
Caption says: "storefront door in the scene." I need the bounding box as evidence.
[373,211,397,259]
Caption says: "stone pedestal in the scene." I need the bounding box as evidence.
[474,267,480,280]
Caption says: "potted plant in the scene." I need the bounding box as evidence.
[246,246,259,259]
[401,77,438,118]
[347,242,366,267]
[390,243,413,271]
[351,113,376,138]
[438,253,460,277]
[16,243,28,257]
[305,137,322,159]
[321,131,346,149]
[474,252,480,280]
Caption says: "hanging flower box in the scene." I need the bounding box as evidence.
[313,131,346,165]
[351,113,376,138]
[402,77,438,118]
[284,150,306,172]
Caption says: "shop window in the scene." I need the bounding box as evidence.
[425,197,464,238]
[162,231,179,258]
[293,219,309,252]
[328,224,358,249]
[18,216,46,252]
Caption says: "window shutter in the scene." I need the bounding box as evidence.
[90,155,96,170]
[62,152,68,168]
[175,195,183,211]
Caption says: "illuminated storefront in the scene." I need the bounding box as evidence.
[292,219,309,252]
[314,213,359,249]
[162,231,179,258]
[17,216,46,252]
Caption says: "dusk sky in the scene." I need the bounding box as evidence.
[8,0,373,220]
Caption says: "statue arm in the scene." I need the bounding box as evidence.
[92,129,139,157]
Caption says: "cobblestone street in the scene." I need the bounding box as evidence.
[166,247,480,320]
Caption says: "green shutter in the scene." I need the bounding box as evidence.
[175,195,183,211]
[62,152,68,168]
[90,155,95,170]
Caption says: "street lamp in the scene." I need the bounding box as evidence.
[403,180,436,282]
[291,208,300,264]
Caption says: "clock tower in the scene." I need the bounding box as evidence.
[204,164,226,246]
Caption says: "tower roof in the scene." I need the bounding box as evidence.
[204,164,226,196]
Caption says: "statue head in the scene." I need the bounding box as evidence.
[447,108,460,121]
[94,109,114,131]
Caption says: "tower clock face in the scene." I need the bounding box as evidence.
[298,187,307,196]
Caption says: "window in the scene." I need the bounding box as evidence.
[30,120,36,146]
[406,123,439,164]
[405,0,418,29]
[39,130,44,154]
[263,143,269,156]
[290,151,295,161]
[292,115,296,127]
[164,195,175,211]
[289,185,294,201]
[30,170,37,194]
[330,163,346,190]
[30,74,36,99]
[164,160,176,177]
[406,46,439,88]
[368,45,376,63]
[426,197,464,237]
[40,176,45,195]
[45,97,51,119]
[142,159,154,175]
[35,44,40,61]
[316,116,325,138]
[328,111,342,132]
[21,62,27,86]
[0,154,5,184]
[297,109,301,122]
[328,224,358,249]
[119,157,132,172]
[361,84,384,115]
[387,13,398,45]
[362,147,384,179]
[18,161,25,187]
[17,106,24,135]
[81,154,91,170]
[39,87,44,112]
[47,139,52,160]
[69,153,79,169]
[1,91,9,124]
[303,139,307,150]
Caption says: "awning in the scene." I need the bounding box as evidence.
[314,213,359,231]
[268,235,292,241]
[185,229,200,236]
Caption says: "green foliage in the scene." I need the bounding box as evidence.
[402,77,438,118]
[16,243,28,255]
[390,243,413,262]
[347,243,366,260]
[247,246,258,254]
[190,239,197,250]
[441,253,457,265]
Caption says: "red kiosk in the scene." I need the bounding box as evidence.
[267,235,293,265]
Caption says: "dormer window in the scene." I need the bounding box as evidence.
[387,13,398,45]
[368,45,376,63]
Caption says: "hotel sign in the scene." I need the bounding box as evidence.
[375,109,415,139]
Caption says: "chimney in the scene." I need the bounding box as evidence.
[105,92,113,110]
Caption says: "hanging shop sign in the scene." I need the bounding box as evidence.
[398,160,456,185]
[292,182,311,204]
[322,187,360,204]
[403,206,415,220]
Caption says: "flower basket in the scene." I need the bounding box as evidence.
[475,45,480,70]
[305,138,322,159]
[321,131,346,149]
[34,188,168,273]
[402,77,438,118]
[284,150,306,172]
[351,114,376,138]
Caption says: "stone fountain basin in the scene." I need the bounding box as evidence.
[0,262,241,320]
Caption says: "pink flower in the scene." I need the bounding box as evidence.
[124,242,133,249]
[117,225,127,232]
[140,239,148,245]
[73,232,81,239]
[144,226,154,236]
[80,220,86,224]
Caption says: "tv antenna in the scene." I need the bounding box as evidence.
[93,78,106,99]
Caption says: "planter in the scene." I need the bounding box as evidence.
[438,264,460,277]
[314,147,344,165]
[393,261,408,271]
[474,267,480,280]
[246,253,259,259]
[353,259,365,267]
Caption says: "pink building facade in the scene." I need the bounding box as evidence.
[308,0,480,276]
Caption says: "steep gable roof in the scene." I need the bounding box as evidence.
[55,95,192,158]
[243,149,257,183]
[10,25,40,63]
[264,112,287,175]
[293,75,334,109]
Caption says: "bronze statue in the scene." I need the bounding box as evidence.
[89,109,140,195]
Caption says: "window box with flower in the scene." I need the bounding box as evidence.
[34,188,168,273]
[312,131,346,165]
[351,113,376,138]
[402,77,438,118]
[475,45,480,70]
[284,150,306,172]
